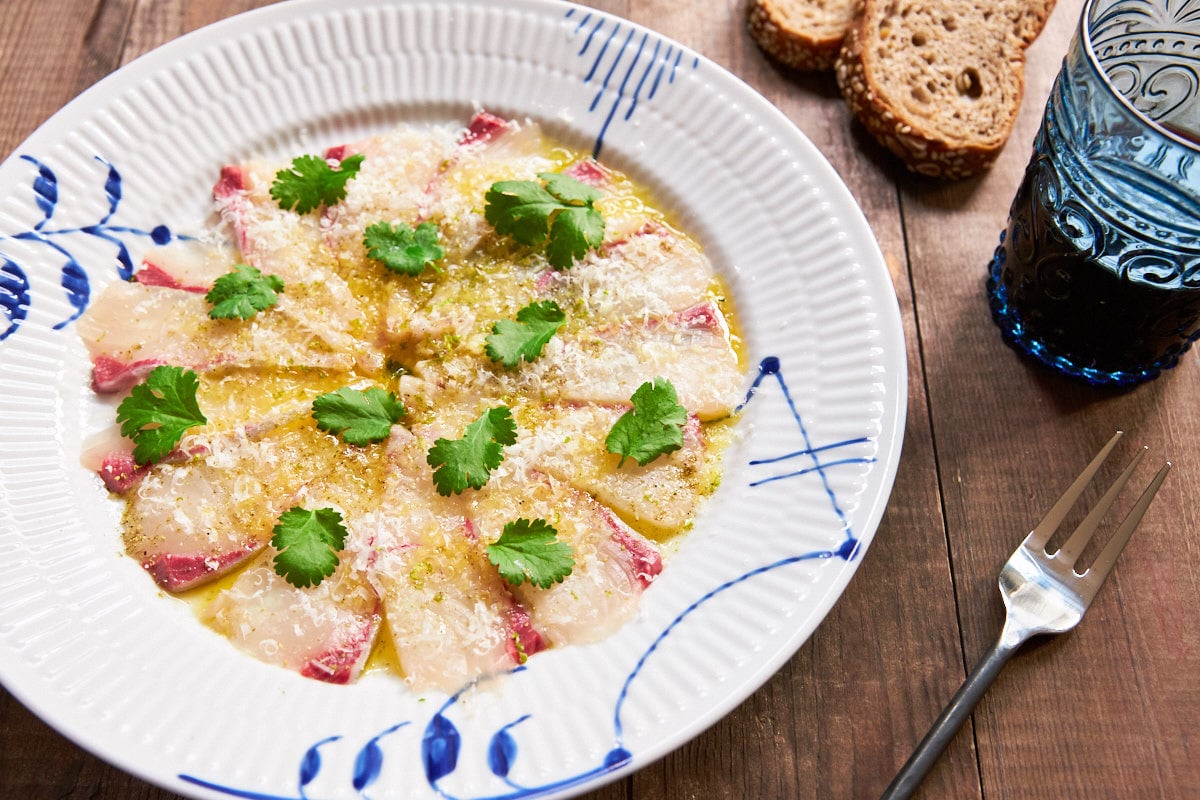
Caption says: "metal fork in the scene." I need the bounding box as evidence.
[880,431,1171,800]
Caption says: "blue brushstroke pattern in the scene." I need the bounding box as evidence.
[0,156,183,340]
[487,715,530,783]
[11,231,93,330]
[423,703,462,784]
[0,258,30,341]
[353,722,409,793]
[56,256,90,328]
[739,356,874,524]
[567,8,697,158]
[97,157,122,222]
[19,155,57,229]
[299,735,340,799]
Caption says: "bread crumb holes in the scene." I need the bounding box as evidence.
[956,68,983,99]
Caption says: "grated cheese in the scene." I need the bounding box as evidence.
[84,113,742,690]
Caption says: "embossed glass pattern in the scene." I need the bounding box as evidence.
[988,0,1200,386]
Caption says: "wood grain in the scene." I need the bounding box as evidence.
[1,0,1196,799]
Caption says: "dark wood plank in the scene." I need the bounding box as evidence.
[901,0,1200,797]
[121,0,279,66]
[0,0,104,150]
[77,0,136,94]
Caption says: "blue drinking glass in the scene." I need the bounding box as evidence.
[987,0,1200,386]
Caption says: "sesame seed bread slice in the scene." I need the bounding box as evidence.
[835,0,1057,179]
[748,0,859,71]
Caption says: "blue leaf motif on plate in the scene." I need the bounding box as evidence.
[21,155,57,226]
[0,258,30,341]
[99,158,122,220]
[56,255,90,329]
[422,705,461,784]
[487,714,530,781]
[353,722,409,793]
[299,735,341,797]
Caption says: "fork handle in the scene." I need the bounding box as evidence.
[880,637,1020,799]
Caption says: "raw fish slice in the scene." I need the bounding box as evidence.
[428,114,560,254]
[133,239,239,292]
[212,161,326,278]
[562,159,609,187]
[204,549,382,685]
[212,161,374,357]
[78,281,360,393]
[383,285,480,348]
[365,427,545,692]
[123,414,346,591]
[380,114,554,344]
[82,395,316,494]
[509,404,715,535]
[82,424,209,494]
[319,124,458,259]
[470,471,662,646]
[532,301,743,420]
[199,427,391,678]
[382,256,544,351]
[537,227,717,324]
[560,159,669,243]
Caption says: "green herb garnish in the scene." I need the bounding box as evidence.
[205,264,284,320]
[484,172,605,269]
[270,153,365,214]
[312,386,406,446]
[426,406,517,496]
[487,518,574,589]
[116,365,207,465]
[363,220,445,275]
[270,507,348,588]
[485,300,566,368]
[605,377,687,467]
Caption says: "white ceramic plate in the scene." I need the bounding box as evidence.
[0,2,905,798]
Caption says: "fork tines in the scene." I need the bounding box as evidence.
[1024,430,1171,592]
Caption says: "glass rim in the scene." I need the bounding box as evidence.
[1080,0,1200,154]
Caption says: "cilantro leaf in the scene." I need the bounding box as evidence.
[205,264,284,319]
[116,365,208,466]
[426,406,518,495]
[540,172,601,205]
[484,172,605,269]
[487,518,574,589]
[546,206,606,269]
[485,300,566,368]
[605,378,688,467]
[312,386,406,446]
[363,220,445,275]
[270,507,348,588]
[270,153,365,215]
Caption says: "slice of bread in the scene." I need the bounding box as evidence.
[748,0,859,72]
[835,0,1058,178]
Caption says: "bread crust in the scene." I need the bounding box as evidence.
[834,0,1057,179]
[747,0,855,72]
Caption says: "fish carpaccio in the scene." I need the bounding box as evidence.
[78,112,742,691]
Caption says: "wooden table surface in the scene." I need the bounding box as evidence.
[1,1,1196,798]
